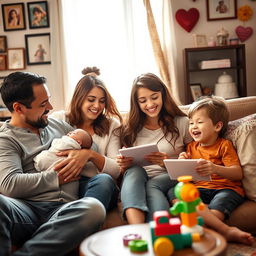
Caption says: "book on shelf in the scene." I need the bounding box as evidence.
[199,59,231,69]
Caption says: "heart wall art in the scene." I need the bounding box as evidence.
[175,8,200,33]
[235,26,253,42]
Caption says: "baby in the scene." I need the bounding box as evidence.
[34,128,93,173]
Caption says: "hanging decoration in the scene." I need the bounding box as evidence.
[235,5,253,42]
[237,5,253,21]
[175,8,200,33]
[235,26,253,42]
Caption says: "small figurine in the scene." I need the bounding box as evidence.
[170,176,204,235]
[217,27,229,46]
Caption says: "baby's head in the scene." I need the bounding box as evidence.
[67,129,92,149]
[188,96,229,142]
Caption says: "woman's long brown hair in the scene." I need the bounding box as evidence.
[120,73,185,147]
[67,68,122,136]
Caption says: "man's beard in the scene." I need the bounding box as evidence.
[25,110,49,129]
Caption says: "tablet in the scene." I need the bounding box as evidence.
[164,159,211,181]
[119,144,159,167]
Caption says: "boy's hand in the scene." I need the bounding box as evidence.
[196,159,214,176]
[178,152,191,159]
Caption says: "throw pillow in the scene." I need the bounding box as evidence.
[225,114,256,201]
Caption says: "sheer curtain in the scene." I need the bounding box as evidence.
[60,0,158,112]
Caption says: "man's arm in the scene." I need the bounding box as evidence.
[0,137,59,198]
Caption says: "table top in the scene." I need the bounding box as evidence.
[80,223,227,256]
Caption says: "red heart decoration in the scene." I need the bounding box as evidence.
[175,8,199,33]
[235,26,253,42]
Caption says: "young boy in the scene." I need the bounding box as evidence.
[179,96,244,222]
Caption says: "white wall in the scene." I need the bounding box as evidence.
[1,0,255,109]
[170,0,256,103]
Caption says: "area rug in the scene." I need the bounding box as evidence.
[226,241,256,256]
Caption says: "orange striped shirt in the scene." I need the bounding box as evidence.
[187,138,244,196]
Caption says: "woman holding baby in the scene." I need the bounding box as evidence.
[51,67,122,211]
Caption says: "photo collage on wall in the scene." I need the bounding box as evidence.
[0,1,51,71]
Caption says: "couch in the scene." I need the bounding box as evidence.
[1,96,256,254]
[103,96,256,234]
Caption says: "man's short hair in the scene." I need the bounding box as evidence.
[0,72,46,112]
[188,96,229,137]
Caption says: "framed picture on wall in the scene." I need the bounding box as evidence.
[206,0,237,21]
[27,1,50,29]
[7,48,25,70]
[0,36,7,53]
[0,55,7,70]
[190,84,203,101]
[25,33,51,65]
[1,3,26,31]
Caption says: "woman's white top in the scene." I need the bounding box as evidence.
[134,116,192,177]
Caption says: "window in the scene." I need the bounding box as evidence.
[61,0,158,112]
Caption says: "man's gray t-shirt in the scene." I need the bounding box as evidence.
[0,117,78,202]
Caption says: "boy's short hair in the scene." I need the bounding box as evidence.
[188,96,229,137]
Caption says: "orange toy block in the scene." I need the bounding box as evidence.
[180,212,198,227]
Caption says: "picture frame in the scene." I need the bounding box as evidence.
[0,55,7,70]
[1,3,26,31]
[27,1,49,29]
[193,34,207,47]
[190,84,203,101]
[206,0,237,21]
[25,33,51,65]
[7,48,25,70]
[0,36,7,53]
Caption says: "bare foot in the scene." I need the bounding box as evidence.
[225,226,255,245]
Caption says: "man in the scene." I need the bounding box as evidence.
[0,72,105,255]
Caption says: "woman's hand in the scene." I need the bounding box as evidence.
[116,155,133,173]
[144,152,168,167]
[54,149,91,181]
[196,159,214,176]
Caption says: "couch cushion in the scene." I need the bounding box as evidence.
[226,200,256,233]
[225,114,256,201]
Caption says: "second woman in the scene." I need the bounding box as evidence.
[51,67,122,211]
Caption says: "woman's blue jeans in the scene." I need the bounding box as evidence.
[121,166,177,222]
[79,173,119,211]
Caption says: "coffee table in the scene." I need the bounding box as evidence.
[80,224,227,256]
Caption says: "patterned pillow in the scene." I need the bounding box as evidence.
[225,114,256,144]
[225,114,256,200]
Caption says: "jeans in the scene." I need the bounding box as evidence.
[121,166,177,222]
[79,173,119,211]
[198,188,245,218]
[0,195,105,256]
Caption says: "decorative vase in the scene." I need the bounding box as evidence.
[214,72,238,99]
